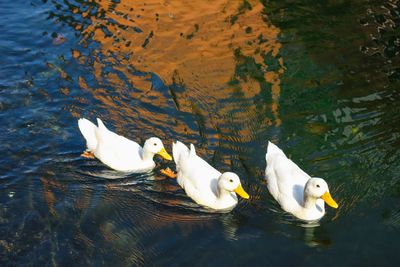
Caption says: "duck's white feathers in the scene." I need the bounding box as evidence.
[266,142,324,215]
[78,118,98,151]
[173,141,227,208]
[78,118,154,172]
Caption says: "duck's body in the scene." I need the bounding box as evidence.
[78,118,171,172]
[172,141,249,211]
[265,141,338,221]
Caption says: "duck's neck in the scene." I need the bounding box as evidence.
[216,187,237,208]
[300,194,325,221]
[303,195,318,210]
[141,149,155,163]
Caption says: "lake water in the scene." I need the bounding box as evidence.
[1,0,400,265]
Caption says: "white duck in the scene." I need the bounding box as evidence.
[265,141,338,221]
[78,118,172,172]
[172,141,249,211]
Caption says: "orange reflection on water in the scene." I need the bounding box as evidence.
[73,0,284,128]
[40,175,66,216]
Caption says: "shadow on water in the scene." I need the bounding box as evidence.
[1,0,400,265]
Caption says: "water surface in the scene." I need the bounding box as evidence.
[1,0,400,265]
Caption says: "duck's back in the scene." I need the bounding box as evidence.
[173,142,221,206]
[94,119,144,171]
[265,142,310,212]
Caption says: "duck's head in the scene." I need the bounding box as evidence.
[305,178,338,209]
[218,172,250,199]
[143,137,172,160]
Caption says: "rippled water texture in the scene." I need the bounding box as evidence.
[1,0,400,265]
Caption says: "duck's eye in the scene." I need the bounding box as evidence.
[316,184,320,188]
[229,179,233,183]
[153,143,157,146]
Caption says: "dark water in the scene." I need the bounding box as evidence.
[1,0,400,265]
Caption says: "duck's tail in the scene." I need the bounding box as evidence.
[78,118,98,151]
[265,141,286,162]
[172,141,190,165]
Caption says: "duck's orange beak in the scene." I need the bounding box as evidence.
[321,191,338,209]
[234,184,250,199]
[158,148,172,161]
